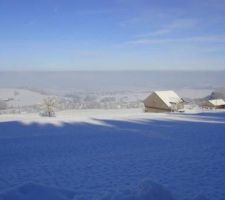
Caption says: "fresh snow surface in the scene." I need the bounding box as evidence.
[0,109,225,200]
[0,183,75,200]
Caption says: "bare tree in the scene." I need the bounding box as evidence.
[41,97,56,117]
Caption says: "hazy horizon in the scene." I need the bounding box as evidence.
[0,71,224,93]
[1,69,225,72]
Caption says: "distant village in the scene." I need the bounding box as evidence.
[0,88,225,116]
[0,89,143,115]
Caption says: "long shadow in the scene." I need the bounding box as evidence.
[0,112,225,200]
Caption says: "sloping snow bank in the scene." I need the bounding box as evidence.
[0,183,75,200]
[0,180,175,200]
[0,181,208,200]
[101,179,175,200]
[193,195,209,200]
[0,88,49,107]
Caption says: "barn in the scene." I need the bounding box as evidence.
[203,99,225,109]
[144,90,184,112]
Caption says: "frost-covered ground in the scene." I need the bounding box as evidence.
[0,109,225,200]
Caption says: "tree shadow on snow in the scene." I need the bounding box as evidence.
[0,112,224,200]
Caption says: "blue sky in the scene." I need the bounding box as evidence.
[0,0,225,70]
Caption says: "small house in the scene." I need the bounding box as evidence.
[203,99,225,109]
[144,90,184,112]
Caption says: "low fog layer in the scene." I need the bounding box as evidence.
[0,71,224,92]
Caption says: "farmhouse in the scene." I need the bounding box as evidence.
[203,99,225,109]
[144,90,184,112]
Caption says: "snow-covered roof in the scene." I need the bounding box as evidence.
[208,99,225,106]
[154,90,182,107]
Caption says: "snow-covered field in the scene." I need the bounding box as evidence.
[0,87,220,116]
[0,88,50,107]
[0,109,225,200]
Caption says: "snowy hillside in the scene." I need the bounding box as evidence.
[0,110,225,200]
[0,87,218,114]
[0,88,50,107]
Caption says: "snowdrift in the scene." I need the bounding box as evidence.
[101,179,175,200]
[0,183,75,200]
[0,180,208,200]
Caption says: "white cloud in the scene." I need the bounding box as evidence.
[125,34,225,46]
[136,18,198,38]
